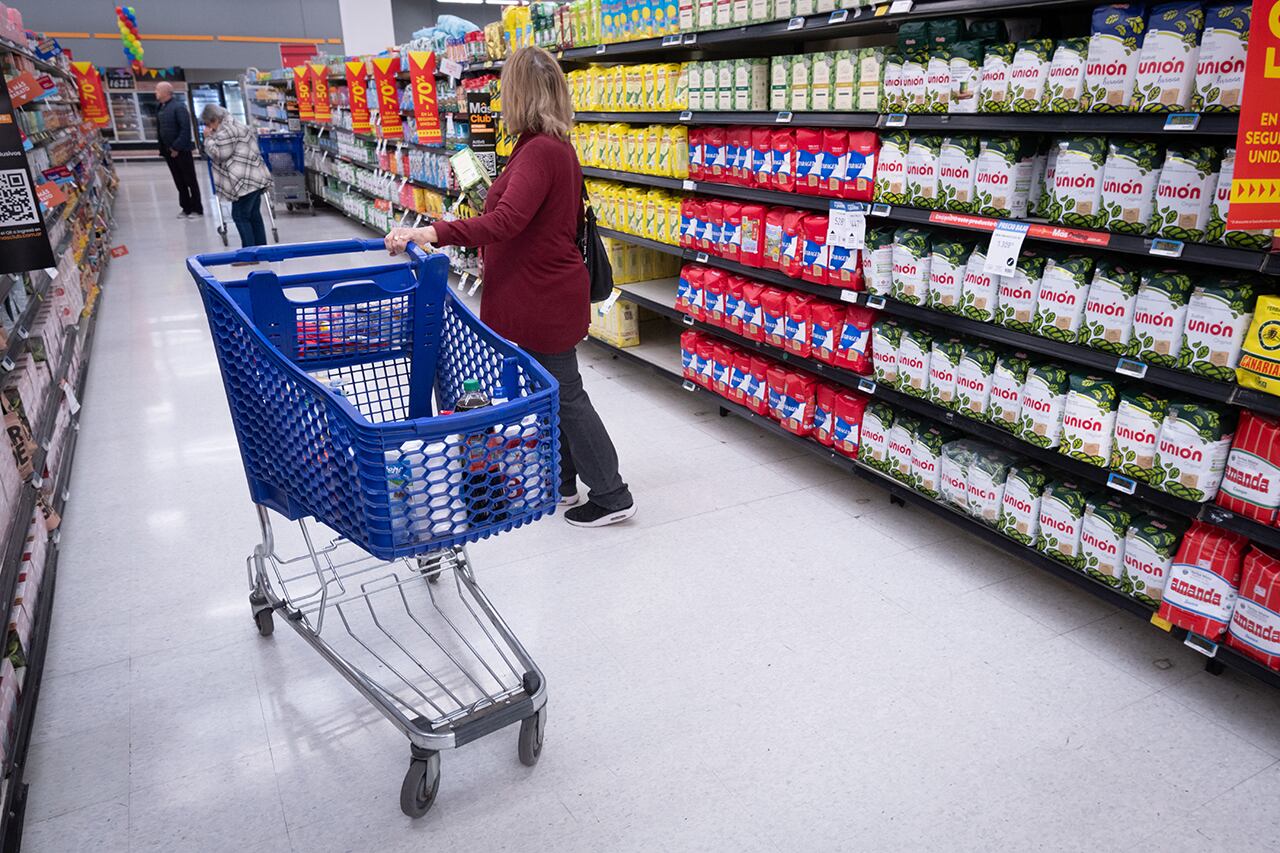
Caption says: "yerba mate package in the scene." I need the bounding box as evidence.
[874,132,909,205]
[924,50,953,113]
[858,48,886,112]
[1154,400,1235,502]
[1060,374,1120,467]
[887,414,922,483]
[995,253,1048,334]
[1122,514,1187,606]
[863,226,897,296]
[977,43,1015,112]
[928,338,964,409]
[967,448,1019,525]
[926,238,973,313]
[1016,362,1070,449]
[1237,297,1280,396]
[999,463,1049,545]
[1044,37,1089,111]
[1008,39,1055,112]
[1216,410,1280,524]
[940,440,981,508]
[1033,255,1096,342]
[1111,391,1169,482]
[1226,547,1280,669]
[880,52,906,113]
[1178,281,1255,381]
[1081,498,1134,587]
[974,137,1035,219]
[956,343,997,421]
[1080,260,1140,354]
[891,227,933,306]
[1047,136,1108,229]
[1131,1,1205,113]
[949,40,984,113]
[990,351,1031,429]
[1131,271,1193,367]
[912,424,962,498]
[1085,3,1146,112]
[1193,4,1249,111]
[1099,140,1162,236]
[900,52,929,113]
[1037,480,1091,568]
[905,135,944,209]
[959,247,1000,322]
[859,401,895,473]
[871,319,901,386]
[1158,520,1248,639]
[896,325,935,397]
[938,136,980,213]
[1152,146,1220,243]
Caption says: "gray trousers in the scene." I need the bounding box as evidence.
[528,347,632,511]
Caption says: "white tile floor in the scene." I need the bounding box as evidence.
[23,163,1280,852]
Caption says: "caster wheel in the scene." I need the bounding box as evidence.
[400,752,440,818]
[518,708,545,767]
[254,608,274,637]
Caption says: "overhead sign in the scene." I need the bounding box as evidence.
[71,62,110,125]
[293,64,313,122]
[345,60,371,134]
[1228,0,1280,230]
[279,42,318,69]
[0,78,55,274]
[371,57,403,140]
[407,52,441,145]
[309,63,331,124]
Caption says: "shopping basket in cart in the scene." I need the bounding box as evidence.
[258,131,311,213]
[187,239,559,817]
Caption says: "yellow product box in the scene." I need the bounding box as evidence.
[590,294,642,348]
[1238,295,1280,396]
[670,126,688,179]
[644,126,661,175]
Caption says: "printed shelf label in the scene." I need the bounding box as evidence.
[829,10,849,25]
[984,221,1030,277]
[1115,357,1148,378]
[788,17,805,30]
[1106,472,1138,495]
[1149,238,1185,258]
[1163,113,1201,131]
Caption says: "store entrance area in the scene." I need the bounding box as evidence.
[18,162,1280,851]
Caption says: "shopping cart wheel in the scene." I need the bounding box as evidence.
[218,224,228,247]
[518,707,545,767]
[400,750,441,818]
[254,608,274,637]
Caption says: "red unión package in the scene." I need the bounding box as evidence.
[712,342,735,395]
[751,127,772,187]
[724,275,747,335]
[766,364,789,420]
[814,383,838,447]
[780,210,808,279]
[778,370,817,436]
[722,202,743,263]
[820,129,848,199]
[684,265,707,321]
[809,300,845,364]
[679,198,697,249]
[1158,521,1250,640]
[740,281,766,341]
[832,390,869,458]
[801,214,830,286]
[1226,547,1280,671]
[747,355,771,415]
[784,292,816,358]
[1216,410,1280,525]
[843,131,879,201]
[795,127,824,195]
[772,128,795,193]
[763,207,787,270]
[703,269,728,326]
[727,350,751,405]
[695,337,717,388]
[738,204,767,268]
[705,126,727,180]
[688,127,705,182]
[680,330,703,381]
[835,304,876,374]
[761,287,790,349]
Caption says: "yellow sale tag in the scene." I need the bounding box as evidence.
[1150,613,1174,632]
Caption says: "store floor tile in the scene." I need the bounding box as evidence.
[23,163,1280,852]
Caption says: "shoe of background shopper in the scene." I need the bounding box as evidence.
[564,501,635,528]
[177,211,189,219]
[559,483,581,507]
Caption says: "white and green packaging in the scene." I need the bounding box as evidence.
[1080,260,1140,355]
[1122,515,1185,606]
[688,63,705,111]
[887,414,920,484]
[1099,139,1162,235]
[717,60,735,111]
[926,238,971,312]
[1008,38,1054,112]
[1131,1,1205,112]
[977,43,1014,112]
[940,440,981,508]
[1153,147,1220,242]
[928,338,964,409]
[1044,37,1089,111]
[905,135,943,209]
[1037,480,1091,567]
[833,50,858,111]
[949,40,984,113]
[1047,136,1108,228]
[859,402,895,473]
[891,226,932,306]
[1111,391,1168,482]
[790,53,811,112]
[1132,271,1193,367]
[999,463,1049,545]
[1060,374,1120,467]
[1153,400,1234,502]
[810,52,833,111]
[1178,282,1255,382]
[974,137,1034,218]
[956,343,997,422]
[990,351,1030,429]
[901,52,929,112]
[1084,3,1146,111]
[858,47,885,112]
[995,253,1047,334]
[967,449,1019,525]
[924,50,953,113]
[959,247,1000,322]
[896,325,934,397]
[1033,256,1095,342]
[1193,4,1250,111]
[937,136,979,212]
[1080,499,1133,588]
[863,226,896,297]
[870,319,900,386]
[880,52,905,113]
[873,132,909,205]
[769,57,790,112]
[1016,362,1070,449]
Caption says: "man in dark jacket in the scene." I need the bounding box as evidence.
[155,81,203,218]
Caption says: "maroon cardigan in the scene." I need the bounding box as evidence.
[433,133,589,354]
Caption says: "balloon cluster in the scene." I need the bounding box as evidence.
[115,6,144,73]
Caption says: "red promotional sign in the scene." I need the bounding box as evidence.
[70,62,110,125]
[279,43,318,69]
[1228,1,1280,230]
[293,64,314,122]
[310,63,331,124]
[407,52,441,145]
[927,210,1112,248]
[110,245,129,258]
[35,181,68,210]
[6,71,42,109]
[346,60,371,134]
[371,56,403,140]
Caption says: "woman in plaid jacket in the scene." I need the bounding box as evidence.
[200,104,272,248]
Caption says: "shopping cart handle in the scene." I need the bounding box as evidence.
[195,237,417,268]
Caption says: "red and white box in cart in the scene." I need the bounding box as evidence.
[1227,547,1280,671]
[1158,522,1250,640]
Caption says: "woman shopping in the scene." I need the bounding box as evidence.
[385,46,635,529]
[199,104,272,248]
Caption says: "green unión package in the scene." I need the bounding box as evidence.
[1193,4,1250,112]
[1046,136,1108,229]
[1033,255,1096,342]
[1131,1,1206,113]
[1207,148,1274,250]
[999,463,1049,545]
[1043,37,1089,112]
[1015,361,1070,450]
[926,237,974,313]
[989,351,1031,429]
[1099,139,1162,236]
[1007,39,1055,112]
[1080,260,1141,355]
[886,413,923,484]
[1131,270,1194,367]
[1153,399,1235,502]
[977,43,1016,112]
[1121,514,1188,606]
[994,252,1048,334]
[937,136,980,212]
[1110,391,1168,482]
[859,401,896,473]
[1059,373,1119,467]
[1080,498,1134,588]
[1178,280,1256,381]
[1036,479,1091,569]
[1152,146,1221,243]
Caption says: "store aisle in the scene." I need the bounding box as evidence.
[19,163,1280,852]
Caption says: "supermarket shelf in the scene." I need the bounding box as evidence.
[303,121,466,154]
[584,167,1280,274]
[0,36,74,81]
[304,143,454,194]
[595,226,1280,418]
[574,110,1240,136]
[586,330,1280,692]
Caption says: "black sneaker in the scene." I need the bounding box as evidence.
[559,483,581,507]
[564,501,636,528]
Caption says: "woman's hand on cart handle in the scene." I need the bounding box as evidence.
[386,226,437,256]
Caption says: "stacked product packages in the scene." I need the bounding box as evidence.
[568,64,689,111]
[573,123,690,178]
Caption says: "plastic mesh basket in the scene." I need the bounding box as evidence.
[258,132,305,174]
[187,239,560,560]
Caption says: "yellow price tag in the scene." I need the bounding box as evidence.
[1150,613,1173,632]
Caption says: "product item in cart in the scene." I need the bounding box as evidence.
[956,343,997,422]
[1015,362,1070,449]
[1159,520,1248,639]
[974,137,1035,219]
[995,252,1048,334]
[833,50,858,111]
[871,319,901,386]
[859,401,895,471]
[896,325,933,398]
[801,214,831,286]
[784,291,816,358]
[928,338,964,409]
[1099,140,1162,236]
[831,390,869,458]
[1060,374,1120,467]
[999,463,1049,545]
[863,226,896,298]
[901,52,928,113]
[874,132,909,205]
[1033,256,1096,342]
[1122,514,1187,605]
[1178,281,1255,381]
[1044,37,1089,111]
[926,237,973,313]
[834,305,876,375]
[1080,498,1133,587]
[977,43,1015,112]
[949,40,984,113]
[1008,39,1055,112]
[1207,148,1274,250]
[814,383,837,447]
[1238,297,1280,396]
[940,440,981,508]
[959,248,999,323]
[1037,479,1092,568]
[1046,137,1108,229]
[1152,146,1220,243]
[1193,4,1249,111]
[1131,1,1205,113]
[1217,410,1280,524]
[904,135,943,209]
[1154,399,1234,502]
[990,351,1031,429]
[937,136,980,213]
[1226,547,1280,670]
[1111,391,1168,482]
[967,448,1019,525]
[1085,3,1147,111]
[1131,270,1193,367]
[887,414,921,483]
[1080,260,1141,354]
[924,49,953,113]
[891,227,932,307]
[913,424,962,498]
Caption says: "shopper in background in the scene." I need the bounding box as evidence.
[385,46,635,528]
[199,104,272,248]
[155,82,203,219]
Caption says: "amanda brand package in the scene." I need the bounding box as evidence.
[1226,547,1280,669]
[1158,520,1248,639]
[1216,410,1280,524]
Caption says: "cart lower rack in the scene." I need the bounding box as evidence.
[187,239,559,816]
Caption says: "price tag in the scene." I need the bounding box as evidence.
[865,294,887,309]
[775,111,793,123]
[30,473,42,489]
[16,327,28,340]
[678,110,693,121]
[788,16,806,30]
[1115,357,1148,379]
[662,34,682,46]
[596,44,607,55]
[1200,504,1233,525]
[870,203,892,217]
[884,113,908,127]
[62,380,80,415]
[828,200,867,252]
[1149,238,1185,258]
[889,0,914,12]
[1163,113,1201,131]
[857,378,877,394]
[839,289,862,304]
[44,266,58,279]
[597,289,622,315]
[682,314,696,326]
[1,357,14,372]
[1184,633,1219,657]
[983,221,1030,277]
[828,9,849,24]
[682,379,697,391]
[682,180,696,191]
[1106,472,1138,495]
[467,276,483,296]
[683,33,697,44]
[695,251,709,263]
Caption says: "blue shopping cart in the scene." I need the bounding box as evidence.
[187,239,559,817]
[257,131,311,214]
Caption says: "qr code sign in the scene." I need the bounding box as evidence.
[0,169,39,227]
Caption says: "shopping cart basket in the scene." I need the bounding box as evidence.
[187,239,559,817]
[205,155,279,246]
[258,131,311,214]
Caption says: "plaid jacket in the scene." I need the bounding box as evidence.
[205,120,272,202]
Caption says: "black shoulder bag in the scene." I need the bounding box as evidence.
[579,182,614,303]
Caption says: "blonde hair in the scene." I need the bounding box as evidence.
[500,47,573,141]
